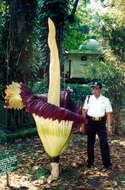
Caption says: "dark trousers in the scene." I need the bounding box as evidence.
[86,118,111,167]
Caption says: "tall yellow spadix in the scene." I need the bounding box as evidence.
[48,18,60,107]
[34,18,72,157]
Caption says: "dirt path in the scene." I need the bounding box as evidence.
[0,134,125,190]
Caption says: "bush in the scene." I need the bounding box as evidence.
[61,83,92,105]
[31,79,48,94]
[31,80,92,106]
[0,132,7,144]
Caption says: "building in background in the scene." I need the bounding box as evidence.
[64,39,104,84]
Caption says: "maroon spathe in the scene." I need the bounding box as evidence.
[20,83,86,131]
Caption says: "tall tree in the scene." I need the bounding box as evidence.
[36,0,81,80]
[0,0,37,86]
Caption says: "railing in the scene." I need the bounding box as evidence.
[0,100,35,133]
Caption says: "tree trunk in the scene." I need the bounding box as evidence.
[4,0,37,83]
[112,111,121,135]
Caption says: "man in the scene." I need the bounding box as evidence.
[80,82,112,170]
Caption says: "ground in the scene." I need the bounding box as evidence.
[0,134,125,190]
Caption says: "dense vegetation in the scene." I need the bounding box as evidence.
[0,1,125,189]
[0,0,125,137]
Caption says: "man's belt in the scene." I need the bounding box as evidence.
[87,116,105,121]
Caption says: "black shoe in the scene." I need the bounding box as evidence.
[104,165,112,170]
[85,162,94,168]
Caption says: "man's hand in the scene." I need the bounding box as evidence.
[80,124,85,134]
[107,128,112,136]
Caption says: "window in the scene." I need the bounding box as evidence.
[81,55,87,61]
[99,56,104,62]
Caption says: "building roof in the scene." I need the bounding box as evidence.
[79,39,103,54]
[66,39,103,55]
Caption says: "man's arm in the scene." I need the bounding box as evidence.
[82,109,87,118]
[106,112,112,136]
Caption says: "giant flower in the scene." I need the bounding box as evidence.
[4,81,85,157]
[4,18,86,182]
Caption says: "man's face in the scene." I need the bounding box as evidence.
[92,87,102,97]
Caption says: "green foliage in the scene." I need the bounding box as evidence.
[44,0,70,21]
[101,12,125,64]
[32,80,91,106]
[62,83,91,105]
[63,7,90,50]
[97,61,125,111]
[32,0,75,81]
[85,0,125,134]
[0,0,125,136]
[31,79,48,94]
[63,18,87,50]
[0,132,7,144]
[96,60,125,134]
[0,83,6,100]
[117,175,125,186]
[17,143,24,151]
[63,2,103,51]
[58,166,78,180]
[7,128,37,140]
[33,167,49,179]
[100,1,125,133]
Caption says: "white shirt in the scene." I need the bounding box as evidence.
[83,94,112,117]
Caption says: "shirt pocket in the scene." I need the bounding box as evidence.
[87,100,95,109]
[100,101,106,111]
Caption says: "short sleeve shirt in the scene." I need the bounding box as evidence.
[83,94,112,117]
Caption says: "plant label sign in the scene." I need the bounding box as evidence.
[0,152,17,176]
